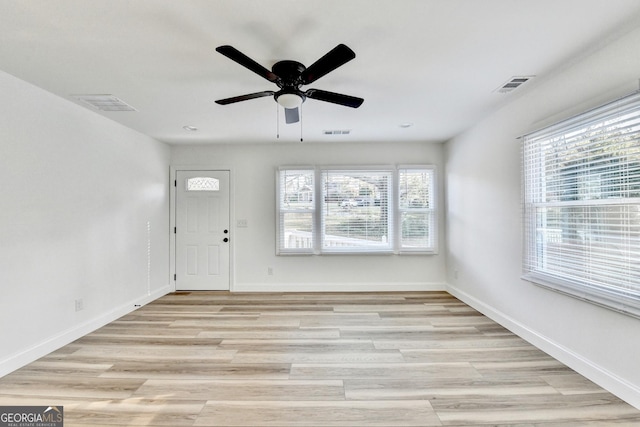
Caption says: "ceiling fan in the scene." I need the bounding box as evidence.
[214,44,364,124]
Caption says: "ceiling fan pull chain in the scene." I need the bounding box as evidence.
[276,104,280,139]
[300,106,303,142]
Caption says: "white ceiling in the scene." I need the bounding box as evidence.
[2,0,640,145]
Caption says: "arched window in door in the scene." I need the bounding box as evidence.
[186,177,220,192]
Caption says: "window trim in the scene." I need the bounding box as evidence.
[277,164,437,255]
[276,166,316,255]
[397,165,438,253]
[321,167,395,254]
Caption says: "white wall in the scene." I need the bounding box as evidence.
[445,26,640,408]
[171,141,446,292]
[0,71,171,376]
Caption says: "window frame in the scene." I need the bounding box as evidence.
[521,91,640,318]
[397,166,438,252]
[276,167,316,255]
[277,165,437,255]
[186,176,221,191]
[321,167,395,254]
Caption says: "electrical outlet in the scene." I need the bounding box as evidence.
[267,267,273,276]
[75,298,84,312]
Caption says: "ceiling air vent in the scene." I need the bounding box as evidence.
[495,76,534,94]
[73,94,137,111]
[323,129,351,135]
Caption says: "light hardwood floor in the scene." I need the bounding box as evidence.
[1,291,640,426]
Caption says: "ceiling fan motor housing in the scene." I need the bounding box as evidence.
[272,60,306,86]
[272,60,307,105]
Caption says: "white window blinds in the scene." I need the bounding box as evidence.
[321,170,393,253]
[522,92,640,317]
[277,166,436,254]
[277,169,315,254]
[399,167,437,251]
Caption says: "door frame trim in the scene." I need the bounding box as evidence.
[170,165,235,292]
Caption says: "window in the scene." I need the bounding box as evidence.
[277,166,436,254]
[278,169,315,254]
[399,167,437,251]
[187,177,219,191]
[522,92,640,317]
[322,170,393,252]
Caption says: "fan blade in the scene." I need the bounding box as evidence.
[284,107,300,124]
[305,89,364,108]
[301,44,356,84]
[216,45,280,83]
[215,90,274,105]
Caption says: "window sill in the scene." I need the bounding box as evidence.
[277,250,436,256]
[522,272,640,320]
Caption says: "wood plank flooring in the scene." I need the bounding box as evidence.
[1,291,640,426]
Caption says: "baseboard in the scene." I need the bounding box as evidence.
[446,283,640,411]
[234,282,447,293]
[0,285,170,378]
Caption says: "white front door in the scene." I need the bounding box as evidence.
[175,170,230,290]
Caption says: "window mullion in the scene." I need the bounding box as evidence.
[393,167,401,253]
[314,167,322,254]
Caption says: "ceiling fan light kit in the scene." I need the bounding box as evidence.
[275,92,304,109]
[215,44,363,126]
